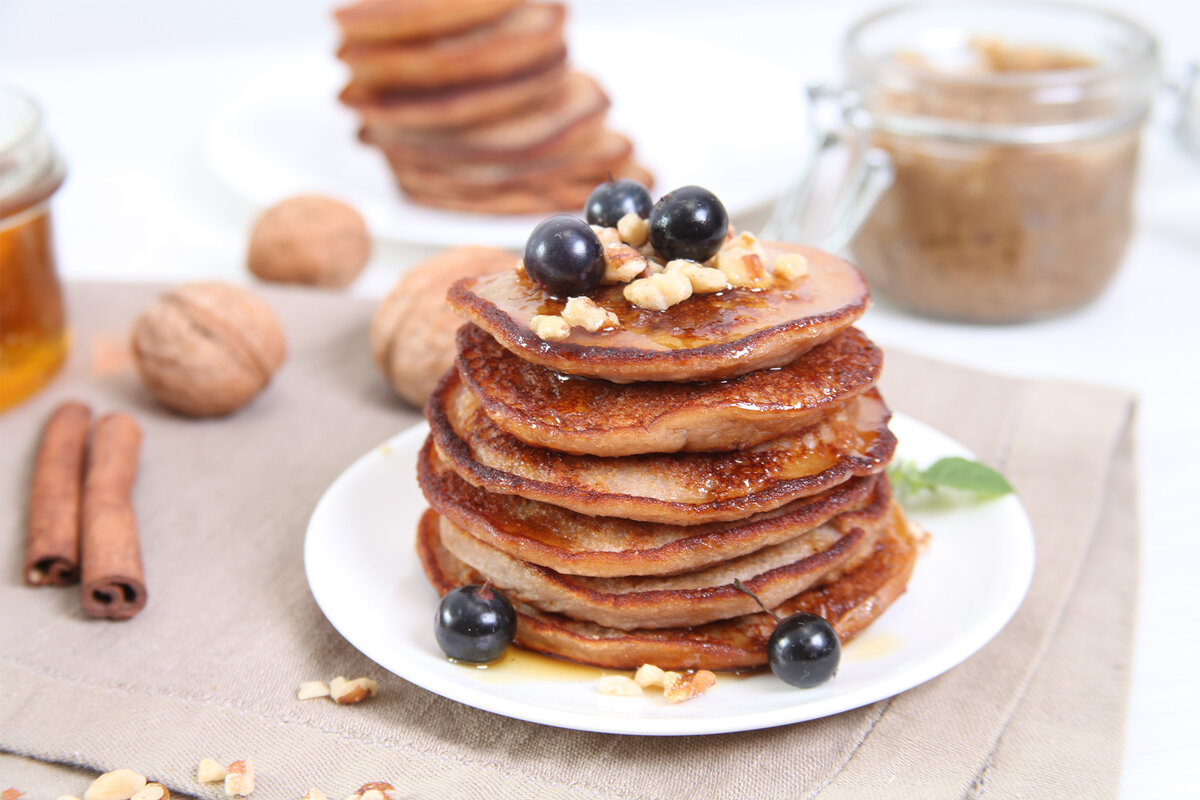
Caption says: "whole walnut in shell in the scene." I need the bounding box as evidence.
[132,282,286,417]
[247,195,371,288]
[371,246,514,407]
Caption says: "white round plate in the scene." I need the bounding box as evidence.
[202,29,809,248]
[304,413,1034,736]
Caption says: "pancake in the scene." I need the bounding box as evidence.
[457,323,883,456]
[338,2,566,93]
[447,243,871,383]
[427,368,896,525]
[386,129,633,195]
[436,479,890,629]
[416,500,919,670]
[362,72,610,165]
[335,0,524,44]
[340,52,568,128]
[397,161,653,215]
[418,438,881,576]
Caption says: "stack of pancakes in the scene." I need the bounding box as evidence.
[416,242,919,670]
[334,0,652,214]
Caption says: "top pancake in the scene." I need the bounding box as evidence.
[447,243,871,383]
[338,2,566,93]
[335,0,524,44]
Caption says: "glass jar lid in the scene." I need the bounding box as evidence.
[0,86,65,218]
[844,0,1161,144]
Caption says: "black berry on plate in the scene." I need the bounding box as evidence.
[648,185,729,263]
[434,584,517,664]
[523,215,605,297]
[585,178,653,227]
[767,612,841,688]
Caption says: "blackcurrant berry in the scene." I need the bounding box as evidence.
[585,178,653,228]
[648,185,728,263]
[434,585,517,664]
[523,215,605,297]
[767,612,841,688]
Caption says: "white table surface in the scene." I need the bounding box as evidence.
[3,0,1198,796]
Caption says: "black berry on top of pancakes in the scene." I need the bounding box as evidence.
[522,215,605,297]
[585,177,653,228]
[648,185,729,263]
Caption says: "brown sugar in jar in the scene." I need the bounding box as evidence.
[843,2,1159,323]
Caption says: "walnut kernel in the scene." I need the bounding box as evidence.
[531,314,570,341]
[634,663,666,688]
[197,759,227,784]
[561,297,618,332]
[84,770,147,800]
[663,670,717,703]
[224,760,255,797]
[666,260,729,294]
[774,253,809,280]
[623,271,693,311]
[602,242,649,284]
[330,675,378,704]
[616,213,649,247]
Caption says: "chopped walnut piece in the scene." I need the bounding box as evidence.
[197,759,226,784]
[666,260,729,294]
[597,675,644,696]
[726,231,766,258]
[601,242,649,284]
[715,247,771,289]
[663,670,717,703]
[774,253,809,281]
[624,271,693,311]
[297,680,330,700]
[561,296,619,332]
[131,785,168,800]
[530,314,569,341]
[589,225,622,247]
[633,663,667,688]
[616,213,649,247]
[84,770,147,800]
[224,760,255,797]
[514,258,526,275]
[330,676,378,705]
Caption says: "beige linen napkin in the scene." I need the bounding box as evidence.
[1,282,1136,799]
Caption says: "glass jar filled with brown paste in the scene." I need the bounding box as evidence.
[1,87,68,410]
[844,1,1159,322]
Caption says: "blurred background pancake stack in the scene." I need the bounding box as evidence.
[335,0,653,214]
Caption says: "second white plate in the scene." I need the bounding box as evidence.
[304,413,1034,736]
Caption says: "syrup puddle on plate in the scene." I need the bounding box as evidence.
[843,632,904,663]
[455,647,764,685]
[455,647,605,684]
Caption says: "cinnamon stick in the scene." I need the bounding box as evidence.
[25,400,92,586]
[80,412,147,619]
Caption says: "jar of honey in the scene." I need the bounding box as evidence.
[0,87,68,410]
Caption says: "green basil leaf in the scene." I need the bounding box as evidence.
[920,457,1013,497]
